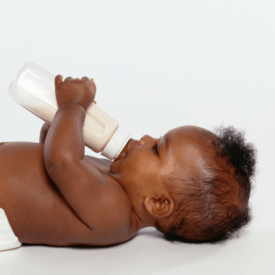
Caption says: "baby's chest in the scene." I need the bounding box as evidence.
[0,142,53,207]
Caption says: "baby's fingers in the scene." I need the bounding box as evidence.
[81,76,90,87]
[89,78,96,93]
[55,75,63,87]
[64,77,73,82]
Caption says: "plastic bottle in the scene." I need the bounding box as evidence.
[8,62,131,160]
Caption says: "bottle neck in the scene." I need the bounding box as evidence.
[101,125,131,160]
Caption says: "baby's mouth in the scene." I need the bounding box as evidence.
[115,139,133,161]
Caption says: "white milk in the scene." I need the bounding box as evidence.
[8,63,131,160]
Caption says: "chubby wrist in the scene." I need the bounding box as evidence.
[58,101,86,112]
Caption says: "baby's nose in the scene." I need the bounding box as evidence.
[139,135,153,146]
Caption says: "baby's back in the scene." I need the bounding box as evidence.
[0,142,137,247]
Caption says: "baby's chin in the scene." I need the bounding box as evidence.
[115,152,126,161]
[110,138,137,173]
[110,155,124,173]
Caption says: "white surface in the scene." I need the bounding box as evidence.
[0,0,274,274]
[1,228,274,275]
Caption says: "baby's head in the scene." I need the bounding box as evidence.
[109,125,257,243]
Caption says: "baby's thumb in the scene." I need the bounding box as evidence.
[55,75,63,87]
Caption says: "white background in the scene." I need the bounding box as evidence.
[0,0,274,274]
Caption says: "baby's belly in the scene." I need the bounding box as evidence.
[0,142,93,246]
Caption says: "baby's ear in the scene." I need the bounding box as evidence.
[143,195,174,219]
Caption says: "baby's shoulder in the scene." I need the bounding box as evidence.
[93,180,139,244]
[74,157,139,244]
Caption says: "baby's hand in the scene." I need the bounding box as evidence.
[55,75,96,110]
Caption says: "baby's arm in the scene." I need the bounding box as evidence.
[43,77,133,244]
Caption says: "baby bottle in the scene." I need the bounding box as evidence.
[8,62,131,160]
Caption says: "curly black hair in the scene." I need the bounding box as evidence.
[157,126,257,244]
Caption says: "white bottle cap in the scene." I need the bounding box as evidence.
[101,125,131,160]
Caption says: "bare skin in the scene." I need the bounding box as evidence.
[0,76,217,247]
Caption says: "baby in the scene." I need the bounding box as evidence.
[0,76,257,250]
